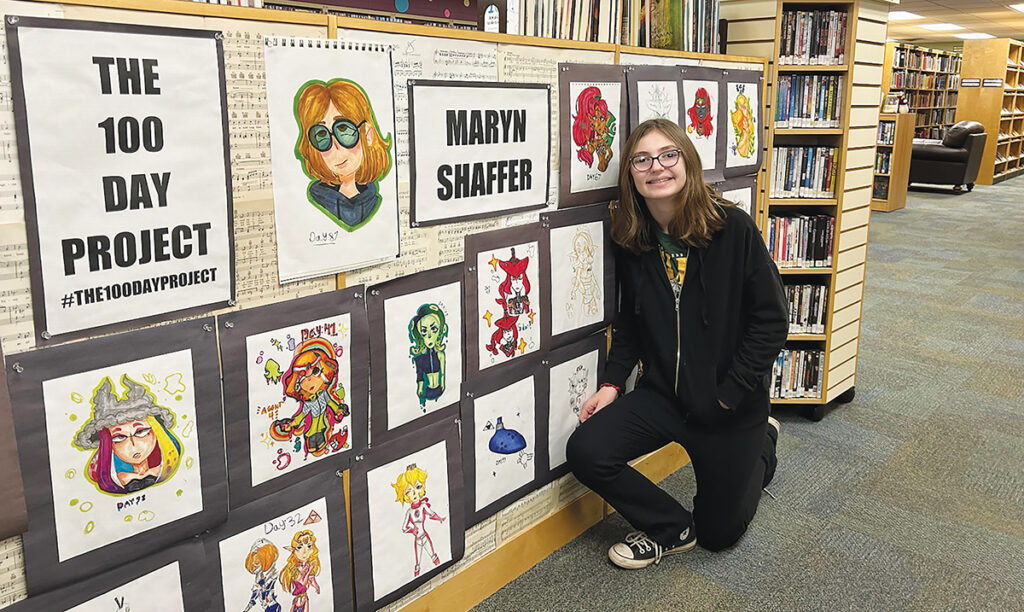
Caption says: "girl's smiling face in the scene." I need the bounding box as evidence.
[629,130,686,203]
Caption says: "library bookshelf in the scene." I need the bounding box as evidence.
[881,42,962,139]
[869,112,913,212]
[955,37,1024,185]
[722,0,888,419]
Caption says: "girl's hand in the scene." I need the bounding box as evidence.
[579,386,619,423]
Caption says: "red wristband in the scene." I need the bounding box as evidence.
[599,382,621,394]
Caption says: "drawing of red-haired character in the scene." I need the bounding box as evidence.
[270,338,350,458]
[485,315,519,358]
[392,463,446,577]
[687,87,714,138]
[495,248,531,317]
[572,86,617,173]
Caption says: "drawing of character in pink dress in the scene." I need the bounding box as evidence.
[392,463,446,577]
[280,530,321,612]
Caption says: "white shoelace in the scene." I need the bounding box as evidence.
[624,531,664,564]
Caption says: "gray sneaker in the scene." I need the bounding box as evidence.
[608,528,696,569]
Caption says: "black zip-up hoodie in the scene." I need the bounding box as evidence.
[601,205,789,429]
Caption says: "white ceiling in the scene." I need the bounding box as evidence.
[886,0,1024,43]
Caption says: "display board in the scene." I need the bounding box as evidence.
[6,16,235,341]
[350,418,464,612]
[409,80,550,226]
[540,203,614,348]
[557,63,627,208]
[6,318,227,595]
[367,263,464,445]
[218,288,368,509]
[265,37,400,281]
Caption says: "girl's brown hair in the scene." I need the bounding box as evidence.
[294,79,392,185]
[611,118,731,252]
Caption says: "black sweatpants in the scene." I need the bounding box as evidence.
[566,387,777,552]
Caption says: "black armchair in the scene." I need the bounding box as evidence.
[909,120,987,193]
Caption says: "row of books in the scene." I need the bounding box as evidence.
[513,0,621,43]
[904,90,957,110]
[890,70,952,91]
[648,0,719,53]
[769,146,839,199]
[875,150,892,174]
[785,284,828,335]
[774,74,843,128]
[771,348,824,399]
[914,109,954,127]
[767,214,834,269]
[893,47,961,73]
[778,8,847,66]
[876,121,895,145]
[916,126,945,139]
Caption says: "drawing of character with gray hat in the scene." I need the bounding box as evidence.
[72,375,184,495]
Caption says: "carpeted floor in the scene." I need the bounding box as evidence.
[474,176,1024,611]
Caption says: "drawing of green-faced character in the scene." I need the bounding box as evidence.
[408,304,449,409]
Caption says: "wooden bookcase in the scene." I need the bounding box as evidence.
[869,112,913,212]
[880,42,961,139]
[722,0,889,418]
[955,37,1024,185]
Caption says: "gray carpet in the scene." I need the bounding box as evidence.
[474,177,1024,611]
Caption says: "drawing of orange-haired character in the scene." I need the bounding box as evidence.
[572,86,617,173]
[730,90,755,159]
[392,463,446,577]
[244,539,282,612]
[294,78,393,231]
[280,530,321,612]
[270,338,350,457]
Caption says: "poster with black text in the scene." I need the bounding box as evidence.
[6,17,234,342]
[409,80,550,226]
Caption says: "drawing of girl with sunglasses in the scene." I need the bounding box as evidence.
[294,78,393,231]
[270,338,350,458]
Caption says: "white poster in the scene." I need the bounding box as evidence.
[473,379,536,510]
[475,241,542,370]
[726,81,759,168]
[682,79,719,171]
[547,350,598,470]
[68,562,185,612]
[218,498,334,612]
[42,350,203,562]
[410,82,549,225]
[636,80,680,125]
[568,81,622,193]
[244,316,353,487]
[265,38,400,282]
[549,221,604,337]
[366,440,453,600]
[382,282,463,431]
[10,22,233,337]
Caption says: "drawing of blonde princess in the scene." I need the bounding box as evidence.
[392,463,446,577]
[568,230,601,317]
[280,530,321,612]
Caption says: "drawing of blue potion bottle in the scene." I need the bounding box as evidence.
[487,417,527,454]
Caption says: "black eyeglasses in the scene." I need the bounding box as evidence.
[630,148,682,172]
[307,119,366,152]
